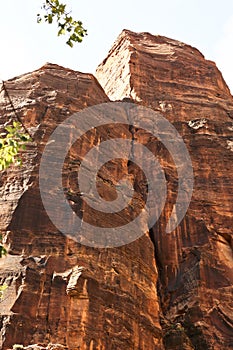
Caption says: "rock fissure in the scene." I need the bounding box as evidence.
[0,30,232,349]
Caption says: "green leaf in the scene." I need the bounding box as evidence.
[48,14,53,23]
[58,28,66,36]
[66,39,73,47]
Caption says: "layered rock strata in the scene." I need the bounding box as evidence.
[0,30,232,350]
[96,30,233,349]
[0,63,163,349]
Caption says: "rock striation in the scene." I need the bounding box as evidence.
[0,63,163,349]
[0,30,233,349]
[97,29,233,349]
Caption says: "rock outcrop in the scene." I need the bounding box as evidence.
[0,63,163,349]
[0,30,233,350]
[97,30,233,349]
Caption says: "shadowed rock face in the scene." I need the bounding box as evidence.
[0,30,232,350]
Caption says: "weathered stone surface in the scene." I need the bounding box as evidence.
[96,30,233,349]
[0,63,163,349]
[0,29,233,350]
[8,344,67,350]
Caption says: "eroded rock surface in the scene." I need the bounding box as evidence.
[0,30,233,350]
[0,63,163,349]
[97,30,233,349]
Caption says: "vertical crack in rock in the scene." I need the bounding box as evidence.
[0,61,164,349]
[0,31,233,349]
[97,29,233,350]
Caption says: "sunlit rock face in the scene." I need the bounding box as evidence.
[0,30,233,350]
[0,63,163,350]
[97,29,233,350]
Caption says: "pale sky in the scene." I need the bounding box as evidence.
[0,0,233,93]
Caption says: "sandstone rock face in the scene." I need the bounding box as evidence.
[0,63,163,349]
[0,30,232,350]
[97,30,233,349]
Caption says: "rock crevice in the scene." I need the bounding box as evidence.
[0,30,232,349]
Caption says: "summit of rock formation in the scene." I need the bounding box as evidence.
[0,30,233,350]
[96,29,232,102]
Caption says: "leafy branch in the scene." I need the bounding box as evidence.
[0,83,32,258]
[37,0,87,47]
[0,121,31,171]
[0,81,33,172]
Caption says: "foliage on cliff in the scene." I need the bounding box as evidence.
[0,121,31,171]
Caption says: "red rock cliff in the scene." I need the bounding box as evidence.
[0,64,164,350]
[96,29,233,349]
[0,30,232,350]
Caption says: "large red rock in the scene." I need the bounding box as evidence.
[0,63,164,349]
[0,30,233,350]
[96,29,233,349]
